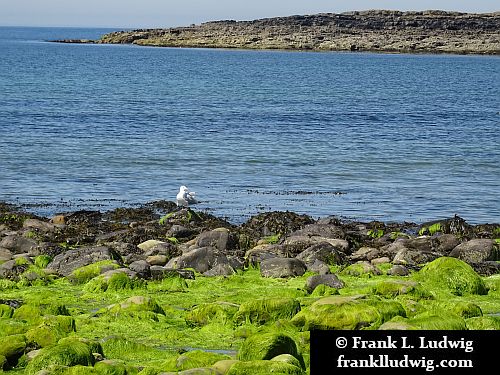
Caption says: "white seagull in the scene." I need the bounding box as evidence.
[176,185,198,207]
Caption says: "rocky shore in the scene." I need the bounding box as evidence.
[90,10,500,54]
[1,200,499,374]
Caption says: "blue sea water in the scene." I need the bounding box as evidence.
[0,27,499,224]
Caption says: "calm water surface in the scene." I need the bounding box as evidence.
[0,27,499,224]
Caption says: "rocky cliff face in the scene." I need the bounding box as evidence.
[97,10,500,54]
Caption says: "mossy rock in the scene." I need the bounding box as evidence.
[310,285,339,297]
[0,319,29,336]
[100,336,153,361]
[291,295,406,330]
[34,255,52,269]
[211,359,240,375]
[94,359,138,375]
[0,354,6,370]
[234,298,301,325]
[25,340,95,375]
[449,302,483,318]
[340,261,382,277]
[84,272,144,293]
[371,280,430,299]
[185,302,239,327]
[68,260,120,284]
[26,315,76,347]
[106,296,165,320]
[465,316,500,330]
[417,257,487,295]
[238,333,301,363]
[59,337,104,357]
[406,311,467,330]
[0,334,26,368]
[12,304,44,324]
[0,304,13,319]
[226,359,304,375]
[162,350,231,372]
[271,354,304,370]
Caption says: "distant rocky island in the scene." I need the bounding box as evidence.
[60,10,500,54]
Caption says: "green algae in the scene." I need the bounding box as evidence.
[226,359,304,375]
[25,340,95,375]
[416,257,487,295]
[234,298,300,325]
[69,261,120,284]
[161,350,230,372]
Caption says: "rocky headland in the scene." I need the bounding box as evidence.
[91,10,500,54]
[1,200,499,374]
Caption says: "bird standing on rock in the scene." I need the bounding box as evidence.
[176,185,198,207]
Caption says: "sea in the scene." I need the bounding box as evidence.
[0,27,499,224]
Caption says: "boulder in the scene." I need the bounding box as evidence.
[23,219,60,232]
[0,247,13,261]
[260,257,307,278]
[0,234,37,255]
[196,228,237,251]
[203,263,235,277]
[306,259,331,275]
[341,261,382,277]
[296,242,345,265]
[46,246,119,276]
[387,264,410,276]
[349,246,381,261]
[166,246,225,273]
[128,260,151,279]
[290,223,345,239]
[149,266,195,280]
[283,236,349,256]
[449,239,497,263]
[245,244,286,266]
[305,274,344,293]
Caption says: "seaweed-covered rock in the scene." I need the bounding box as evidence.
[260,258,307,278]
[185,302,239,327]
[234,298,301,325]
[238,333,301,362]
[25,339,95,375]
[227,359,304,375]
[46,246,120,276]
[340,261,382,277]
[417,256,487,295]
[291,295,405,330]
[26,315,76,348]
[162,350,231,372]
[304,274,344,293]
[67,260,121,284]
[0,334,26,368]
[449,239,498,263]
[406,312,467,330]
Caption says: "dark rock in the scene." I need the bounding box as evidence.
[449,239,497,263]
[241,211,314,240]
[434,234,460,253]
[149,266,195,280]
[296,242,345,265]
[306,259,331,275]
[23,218,61,232]
[165,246,225,273]
[349,246,381,261]
[387,264,410,276]
[128,260,151,279]
[283,236,349,256]
[46,246,120,276]
[260,257,307,278]
[392,248,441,266]
[196,228,238,251]
[203,263,236,276]
[245,244,287,266]
[305,274,344,293]
[469,261,500,276]
[0,234,38,255]
[290,224,345,239]
[0,260,29,280]
[166,224,196,239]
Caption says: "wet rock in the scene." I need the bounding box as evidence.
[241,211,314,240]
[449,239,497,263]
[260,257,307,278]
[167,224,196,239]
[305,274,344,293]
[46,246,120,276]
[23,218,61,232]
[469,261,500,276]
[434,234,460,253]
[392,248,441,266]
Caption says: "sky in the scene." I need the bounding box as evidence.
[0,0,498,28]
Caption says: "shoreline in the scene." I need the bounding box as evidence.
[77,10,500,55]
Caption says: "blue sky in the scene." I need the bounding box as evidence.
[0,0,498,28]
